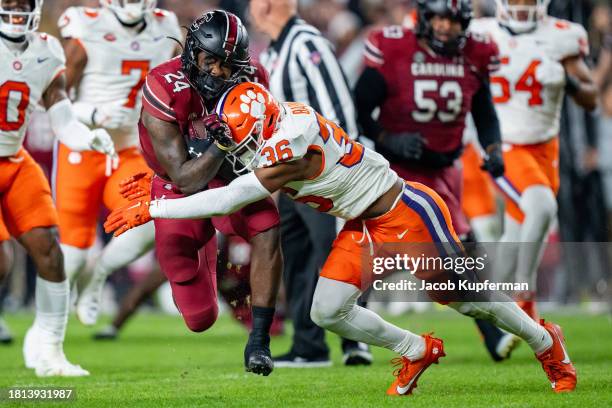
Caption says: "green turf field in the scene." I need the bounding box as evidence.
[1,310,611,407]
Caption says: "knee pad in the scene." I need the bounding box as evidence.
[183,303,219,333]
[520,186,557,220]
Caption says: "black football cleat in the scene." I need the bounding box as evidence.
[341,339,373,366]
[0,318,13,345]
[93,325,118,341]
[244,333,273,376]
[475,319,520,362]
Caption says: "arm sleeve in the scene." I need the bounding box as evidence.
[471,81,502,150]
[47,99,95,151]
[354,66,387,140]
[149,171,271,219]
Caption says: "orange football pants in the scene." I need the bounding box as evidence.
[320,181,462,289]
[54,144,151,248]
[461,143,497,220]
[494,138,559,223]
[0,148,58,241]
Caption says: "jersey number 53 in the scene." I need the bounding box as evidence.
[412,80,463,123]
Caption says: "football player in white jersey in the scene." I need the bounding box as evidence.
[470,0,598,319]
[105,82,578,395]
[0,0,115,376]
[54,0,180,326]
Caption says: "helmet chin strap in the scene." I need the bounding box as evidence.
[0,30,26,44]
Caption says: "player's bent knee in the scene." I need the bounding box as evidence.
[311,289,353,329]
[521,186,557,219]
[183,303,219,333]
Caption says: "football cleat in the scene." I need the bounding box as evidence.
[0,317,14,345]
[93,325,119,341]
[35,344,90,377]
[76,272,106,326]
[273,351,332,368]
[475,319,520,362]
[244,333,273,376]
[387,334,445,396]
[342,339,373,366]
[536,320,577,393]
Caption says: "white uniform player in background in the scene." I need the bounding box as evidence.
[54,0,180,326]
[0,0,115,376]
[470,0,598,319]
[106,82,578,395]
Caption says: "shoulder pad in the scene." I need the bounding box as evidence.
[58,7,100,39]
[544,18,589,59]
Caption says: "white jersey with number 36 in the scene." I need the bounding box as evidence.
[469,17,588,145]
[257,102,399,219]
[0,33,65,156]
[58,6,180,149]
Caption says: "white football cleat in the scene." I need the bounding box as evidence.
[76,274,106,326]
[23,325,42,369]
[36,344,90,377]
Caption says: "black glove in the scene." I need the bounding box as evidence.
[378,132,425,161]
[203,113,235,152]
[481,143,505,178]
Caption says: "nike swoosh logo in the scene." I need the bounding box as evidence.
[153,36,164,41]
[397,229,410,240]
[396,367,425,394]
[37,57,49,63]
[559,338,571,364]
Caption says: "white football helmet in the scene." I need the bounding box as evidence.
[496,0,550,33]
[100,0,156,25]
[0,0,42,39]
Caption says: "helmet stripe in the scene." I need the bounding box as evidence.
[223,11,238,57]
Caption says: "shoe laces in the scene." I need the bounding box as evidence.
[390,357,410,378]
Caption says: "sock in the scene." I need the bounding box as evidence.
[60,244,88,285]
[394,332,426,361]
[312,277,425,360]
[34,276,69,345]
[94,222,154,279]
[450,301,552,354]
[251,306,274,338]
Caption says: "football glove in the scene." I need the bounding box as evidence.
[481,143,505,178]
[119,171,153,201]
[89,128,117,158]
[93,100,133,129]
[203,114,235,152]
[378,132,425,161]
[104,199,152,237]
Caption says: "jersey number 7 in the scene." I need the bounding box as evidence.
[122,60,150,108]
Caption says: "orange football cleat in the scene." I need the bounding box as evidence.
[536,320,577,393]
[386,334,445,396]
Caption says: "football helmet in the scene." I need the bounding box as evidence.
[100,0,156,26]
[415,0,472,56]
[214,82,281,175]
[181,10,251,101]
[0,0,42,39]
[496,0,550,33]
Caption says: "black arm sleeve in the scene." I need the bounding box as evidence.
[471,81,502,151]
[354,66,388,140]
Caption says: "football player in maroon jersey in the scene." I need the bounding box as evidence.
[355,0,513,361]
[129,10,282,376]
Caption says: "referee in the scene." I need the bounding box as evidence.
[249,0,371,367]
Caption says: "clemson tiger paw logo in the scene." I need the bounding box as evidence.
[239,90,266,118]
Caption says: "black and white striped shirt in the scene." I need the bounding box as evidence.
[259,16,359,139]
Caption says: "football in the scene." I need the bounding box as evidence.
[185,115,213,159]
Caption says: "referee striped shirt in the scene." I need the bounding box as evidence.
[259,16,359,139]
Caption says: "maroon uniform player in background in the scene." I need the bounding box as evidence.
[131,11,282,375]
[355,0,512,362]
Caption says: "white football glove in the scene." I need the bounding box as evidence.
[90,128,117,157]
[93,100,133,129]
[535,59,566,88]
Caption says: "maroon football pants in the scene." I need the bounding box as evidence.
[151,176,280,332]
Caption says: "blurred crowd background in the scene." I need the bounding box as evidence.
[2,0,610,322]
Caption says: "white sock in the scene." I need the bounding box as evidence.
[60,244,88,285]
[94,222,154,279]
[34,276,69,345]
[450,301,552,354]
[312,277,425,360]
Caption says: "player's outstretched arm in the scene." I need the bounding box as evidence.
[142,110,225,195]
[563,56,598,112]
[42,73,116,157]
[149,159,308,220]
